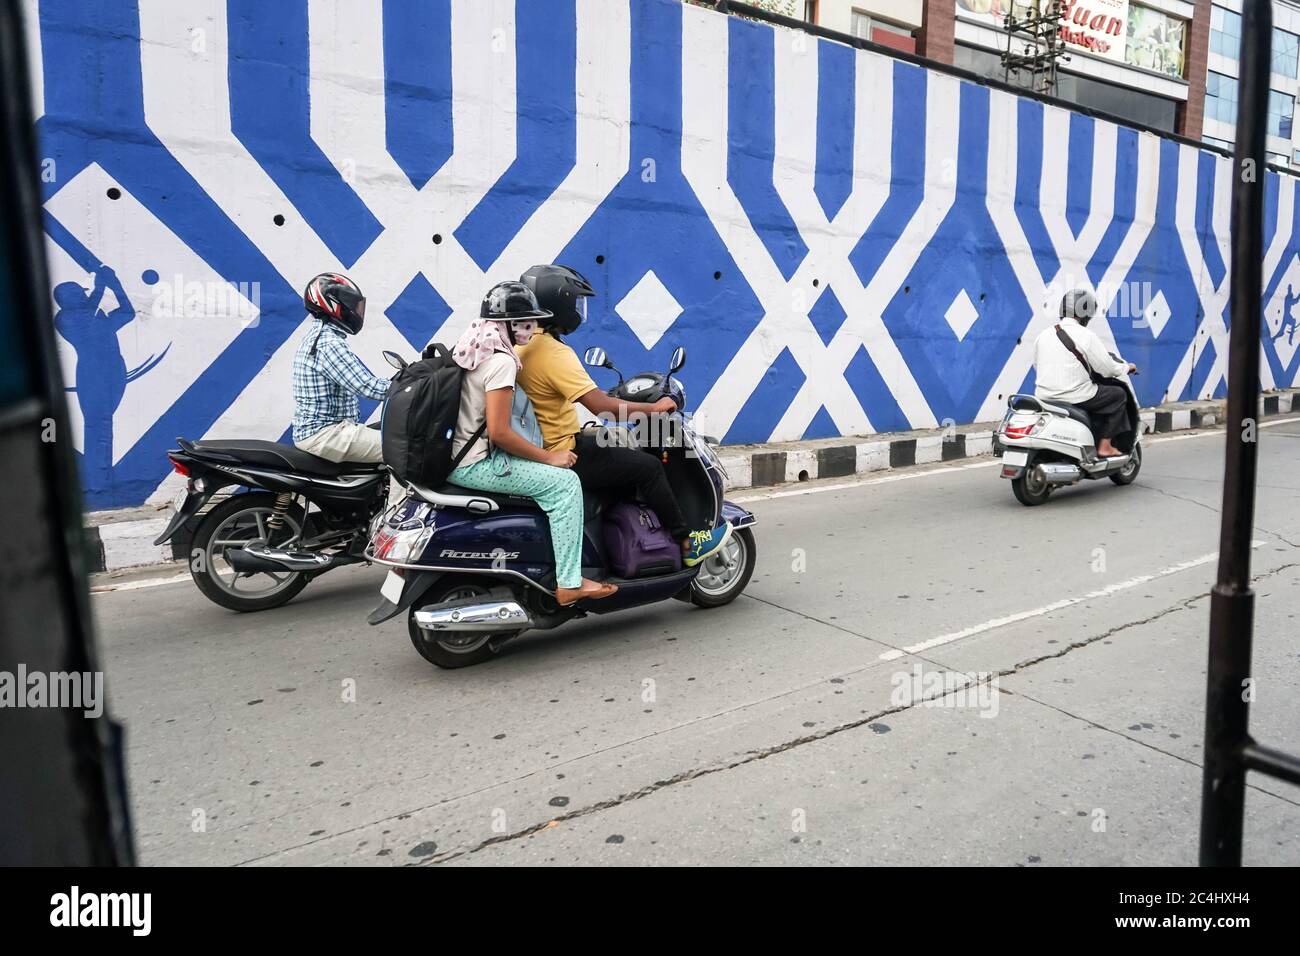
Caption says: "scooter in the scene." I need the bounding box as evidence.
[365,344,758,668]
[153,435,389,611]
[994,366,1143,506]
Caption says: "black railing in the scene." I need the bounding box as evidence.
[1200,0,1300,867]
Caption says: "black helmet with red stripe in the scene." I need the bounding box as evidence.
[304,272,367,335]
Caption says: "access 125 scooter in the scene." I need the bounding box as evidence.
[365,344,758,668]
[994,364,1143,506]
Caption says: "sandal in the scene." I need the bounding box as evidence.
[556,582,621,606]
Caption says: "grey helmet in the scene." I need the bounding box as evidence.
[1060,289,1098,325]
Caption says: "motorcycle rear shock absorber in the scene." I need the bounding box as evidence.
[266,492,294,533]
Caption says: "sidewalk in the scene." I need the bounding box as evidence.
[84,389,1299,574]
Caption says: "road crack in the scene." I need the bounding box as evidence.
[418,561,1300,865]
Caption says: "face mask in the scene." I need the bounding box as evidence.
[510,320,538,346]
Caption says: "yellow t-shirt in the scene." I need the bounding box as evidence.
[516,333,598,452]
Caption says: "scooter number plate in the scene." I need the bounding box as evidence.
[171,487,189,513]
[381,570,405,604]
[1002,451,1029,466]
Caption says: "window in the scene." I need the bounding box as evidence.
[1274,29,1299,78]
[1210,6,1241,60]
[1204,135,1234,152]
[850,9,915,52]
[1268,89,1295,139]
[1205,71,1239,125]
[1294,149,1300,165]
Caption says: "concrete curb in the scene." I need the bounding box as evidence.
[84,389,1300,574]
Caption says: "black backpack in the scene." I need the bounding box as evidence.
[381,343,484,487]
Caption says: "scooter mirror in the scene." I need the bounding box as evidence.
[583,346,609,368]
[382,350,407,371]
[669,346,686,373]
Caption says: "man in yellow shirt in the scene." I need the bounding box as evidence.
[517,264,732,568]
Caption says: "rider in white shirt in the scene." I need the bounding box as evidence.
[1032,290,1138,458]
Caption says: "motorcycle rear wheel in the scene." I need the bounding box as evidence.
[190,492,311,612]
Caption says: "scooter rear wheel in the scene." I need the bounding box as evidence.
[1011,467,1052,506]
[407,578,516,669]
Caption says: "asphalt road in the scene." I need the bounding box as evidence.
[91,421,1300,866]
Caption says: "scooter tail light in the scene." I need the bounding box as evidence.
[168,455,190,478]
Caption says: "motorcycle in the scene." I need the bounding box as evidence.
[153,435,389,611]
[366,344,758,668]
[994,365,1143,506]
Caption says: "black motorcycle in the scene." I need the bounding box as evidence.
[153,436,388,612]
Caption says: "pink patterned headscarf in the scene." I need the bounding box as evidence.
[451,318,538,372]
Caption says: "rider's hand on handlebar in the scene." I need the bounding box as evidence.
[1127,363,1139,375]
[651,397,677,414]
[546,449,578,469]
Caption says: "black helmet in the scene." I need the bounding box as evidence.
[1060,288,1098,325]
[480,280,552,321]
[304,272,367,335]
[520,264,594,335]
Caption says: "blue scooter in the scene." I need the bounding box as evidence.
[365,344,757,668]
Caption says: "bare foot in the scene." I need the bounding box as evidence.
[1097,440,1121,457]
[555,578,620,606]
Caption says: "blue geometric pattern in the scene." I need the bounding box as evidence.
[24,0,1300,508]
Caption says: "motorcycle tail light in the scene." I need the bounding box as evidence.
[168,455,190,477]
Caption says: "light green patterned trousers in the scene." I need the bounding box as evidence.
[450,452,584,589]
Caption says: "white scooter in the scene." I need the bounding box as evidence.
[994,368,1142,506]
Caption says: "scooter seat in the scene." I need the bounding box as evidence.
[184,439,386,477]
[1043,402,1094,430]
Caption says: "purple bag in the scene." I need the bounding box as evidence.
[602,503,682,578]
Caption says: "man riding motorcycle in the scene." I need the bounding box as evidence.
[292,272,390,463]
[1032,289,1139,458]
[516,264,732,568]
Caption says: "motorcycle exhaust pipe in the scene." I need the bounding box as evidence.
[228,544,333,573]
[413,600,531,632]
[1037,462,1083,484]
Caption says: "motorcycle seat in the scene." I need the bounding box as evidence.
[184,439,386,477]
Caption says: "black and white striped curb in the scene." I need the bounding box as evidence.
[714,390,1299,491]
[84,389,1300,575]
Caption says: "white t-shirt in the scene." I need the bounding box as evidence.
[452,352,515,468]
[1032,318,1128,404]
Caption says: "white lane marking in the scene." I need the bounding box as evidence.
[877,541,1266,661]
[91,572,190,594]
[732,416,1300,503]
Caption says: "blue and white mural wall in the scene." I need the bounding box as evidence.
[24,0,1300,509]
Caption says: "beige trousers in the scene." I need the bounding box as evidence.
[294,420,383,463]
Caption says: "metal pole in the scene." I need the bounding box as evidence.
[1199,0,1271,867]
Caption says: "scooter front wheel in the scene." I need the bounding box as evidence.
[1109,443,1142,485]
[690,527,756,608]
[1011,467,1052,506]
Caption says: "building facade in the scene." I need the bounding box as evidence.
[1201,1,1300,167]
[804,1,1213,139]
